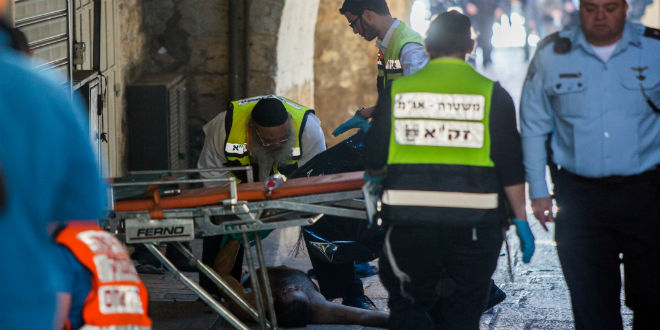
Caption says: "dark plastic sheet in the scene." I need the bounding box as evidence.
[291,132,383,264]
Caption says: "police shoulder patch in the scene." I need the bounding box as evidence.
[536,32,559,51]
[643,27,660,40]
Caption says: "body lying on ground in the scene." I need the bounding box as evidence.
[213,238,389,327]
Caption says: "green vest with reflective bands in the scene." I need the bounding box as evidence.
[377,21,424,93]
[383,58,499,225]
[224,95,313,182]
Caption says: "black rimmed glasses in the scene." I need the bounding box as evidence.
[349,14,362,29]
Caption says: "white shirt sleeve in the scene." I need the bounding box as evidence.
[298,113,326,167]
[400,42,429,76]
[197,112,232,187]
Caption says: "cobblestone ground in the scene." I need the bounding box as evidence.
[142,47,633,330]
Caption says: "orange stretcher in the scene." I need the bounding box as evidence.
[104,168,367,330]
[114,171,364,214]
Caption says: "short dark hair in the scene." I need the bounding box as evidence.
[274,295,311,327]
[426,10,472,56]
[0,19,31,54]
[339,0,390,16]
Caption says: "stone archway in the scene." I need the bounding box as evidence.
[273,0,320,107]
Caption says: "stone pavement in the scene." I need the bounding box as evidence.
[142,219,633,330]
[141,48,633,330]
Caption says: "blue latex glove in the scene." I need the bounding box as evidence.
[363,172,384,184]
[513,218,535,263]
[332,113,370,136]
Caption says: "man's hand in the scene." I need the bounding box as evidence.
[513,218,535,263]
[531,197,554,231]
[332,112,370,136]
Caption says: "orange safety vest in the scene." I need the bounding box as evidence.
[56,222,152,330]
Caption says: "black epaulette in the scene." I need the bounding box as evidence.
[526,32,571,81]
[644,27,660,40]
[534,32,571,54]
[536,32,559,52]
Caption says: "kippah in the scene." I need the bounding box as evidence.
[251,98,288,127]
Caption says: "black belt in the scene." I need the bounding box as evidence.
[557,167,660,187]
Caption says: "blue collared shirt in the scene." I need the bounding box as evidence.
[520,22,660,199]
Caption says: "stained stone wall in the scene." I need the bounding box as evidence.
[117,0,148,173]
[114,0,413,171]
[129,0,319,166]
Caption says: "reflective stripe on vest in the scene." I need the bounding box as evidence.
[382,190,499,209]
[377,22,424,93]
[224,95,311,162]
[56,222,152,330]
[384,58,498,210]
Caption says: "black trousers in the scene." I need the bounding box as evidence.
[471,15,494,66]
[554,169,660,330]
[379,222,503,330]
[303,214,375,300]
[307,251,364,299]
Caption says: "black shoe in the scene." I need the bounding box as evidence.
[135,263,166,274]
[132,245,165,274]
[342,295,377,310]
[484,280,506,312]
[165,243,197,272]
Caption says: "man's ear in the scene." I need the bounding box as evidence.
[361,9,375,24]
[467,39,475,54]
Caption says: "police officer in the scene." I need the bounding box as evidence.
[520,0,660,329]
[365,11,529,329]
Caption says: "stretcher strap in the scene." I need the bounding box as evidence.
[149,189,164,219]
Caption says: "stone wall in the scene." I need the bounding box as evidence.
[314,0,415,147]
[117,0,148,173]
[124,0,324,166]
[131,0,291,166]
[114,0,416,170]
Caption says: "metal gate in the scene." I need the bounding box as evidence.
[13,0,73,86]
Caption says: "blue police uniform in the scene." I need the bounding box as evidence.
[520,22,659,330]
[0,30,106,329]
[521,21,660,199]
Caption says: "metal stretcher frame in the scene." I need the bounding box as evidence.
[104,169,366,330]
